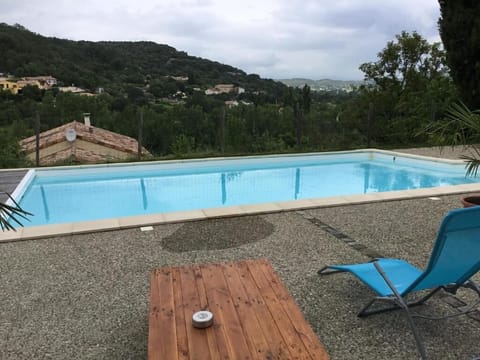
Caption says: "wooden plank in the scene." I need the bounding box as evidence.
[191,265,222,360]
[246,260,314,359]
[200,263,253,359]
[223,262,280,359]
[255,260,330,360]
[191,264,232,359]
[171,268,189,360]
[0,170,27,202]
[230,261,294,360]
[148,268,178,360]
[148,260,330,360]
[179,266,212,360]
[148,270,162,359]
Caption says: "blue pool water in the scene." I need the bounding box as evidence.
[14,151,479,227]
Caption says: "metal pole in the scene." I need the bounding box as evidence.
[367,102,374,148]
[138,108,143,160]
[35,111,40,167]
[220,106,225,154]
[431,100,437,122]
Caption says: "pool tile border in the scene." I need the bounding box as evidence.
[2,184,480,243]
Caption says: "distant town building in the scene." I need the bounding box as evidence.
[58,86,96,96]
[173,91,187,99]
[205,84,245,95]
[169,75,189,82]
[224,100,253,108]
[0,74,14,81]
[0,75,57,94]
[19,116,151,165]
[17,79,42,89]
[0,79,21,94]
[214,84,235,93]
[22,76,57,88]
[225,100,239,108]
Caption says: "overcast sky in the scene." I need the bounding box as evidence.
[1,0,441,80]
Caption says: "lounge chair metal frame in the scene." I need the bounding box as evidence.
[318,206,480,360]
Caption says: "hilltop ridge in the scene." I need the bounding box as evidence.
[0,23,285,96]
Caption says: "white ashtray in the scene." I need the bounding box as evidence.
[192,311,214,328]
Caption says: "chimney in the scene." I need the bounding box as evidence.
[83,113,91,127]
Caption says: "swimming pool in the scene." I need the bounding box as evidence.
[10,150,480,229]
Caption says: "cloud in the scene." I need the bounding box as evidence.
[0,0,441,80]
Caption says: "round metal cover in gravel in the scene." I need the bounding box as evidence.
[161,216,274,252]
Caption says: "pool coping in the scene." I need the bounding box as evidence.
[1,149,479,242]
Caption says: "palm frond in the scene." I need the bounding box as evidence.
[460,145,480,177]
[0,192,32,231]
[423,102,480,177]
[463,158,480,177]
[424,102,480,143]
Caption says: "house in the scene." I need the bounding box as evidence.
[0,75,58,94]
[17,79,42,89]
[214,84,236,93]
[169,75,189,82]
[205,88,221,95]
[225,100,239,108]
[205,84,245,96]
[22,76,57,88]
[58,86,95,96]
[225,100,253,108]
[0,79,20,94]
[19,116,151,165]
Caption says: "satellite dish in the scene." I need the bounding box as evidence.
[65,128,77,142]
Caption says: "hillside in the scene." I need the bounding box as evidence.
[278,78,364,92]
[0,23,285,96]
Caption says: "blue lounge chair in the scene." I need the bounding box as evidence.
[319,206,480,359]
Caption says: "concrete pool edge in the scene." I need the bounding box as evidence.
[1,148,478,242]
[2,147,468,177]
[2,182,480,243]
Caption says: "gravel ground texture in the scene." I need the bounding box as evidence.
[1,147,480,360]
[394,145,475,160]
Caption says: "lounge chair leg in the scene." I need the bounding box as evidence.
[408,287,441,307]
[318,266,343,275]
[357,298,403,317]
[401,305,428,359]
[464,280,480,297]
[357,299,378,317]
[358,297,427,358]
[372,261,428,359]
[358,297,436,317]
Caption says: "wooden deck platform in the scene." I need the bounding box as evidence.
[148,259,329,360]
[0,170,28,203]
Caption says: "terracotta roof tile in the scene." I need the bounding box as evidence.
[20,121,151,156]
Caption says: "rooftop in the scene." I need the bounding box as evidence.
[20,120,151,161]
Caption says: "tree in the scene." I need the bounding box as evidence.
[360,31,447,92]
[439,0,480,109]
[0,127,28,168]
[20,84,43,101]
[283,85,311,148]
[355,31,455,145]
